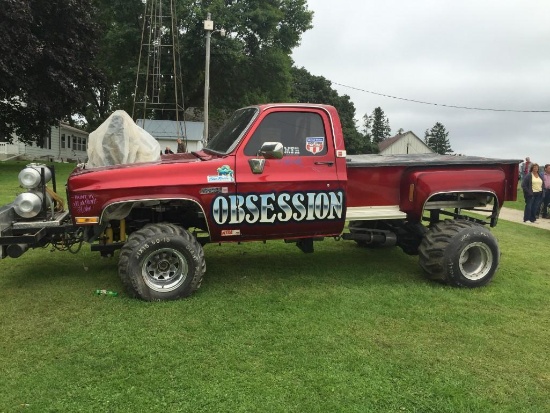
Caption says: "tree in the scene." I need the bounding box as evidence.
[290,66,373,154]
[83,0,313,130]
[81,0,144,130]
[359,114,377,154]
[364,107,391,145]
[0,0,103,144]
[424,122,453,154]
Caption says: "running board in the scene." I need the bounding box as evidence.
[346,206,407,221]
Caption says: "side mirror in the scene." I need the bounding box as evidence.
[258,142,284,159]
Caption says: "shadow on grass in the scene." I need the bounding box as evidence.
[0,246,120,289]
[201,239,430,290]
[1,238,433,297]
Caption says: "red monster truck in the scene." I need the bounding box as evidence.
[0,104,519,301]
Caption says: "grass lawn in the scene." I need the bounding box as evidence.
[504,187,525,211]
[1,162,549,412]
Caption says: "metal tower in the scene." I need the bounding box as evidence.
[132,0,187,147]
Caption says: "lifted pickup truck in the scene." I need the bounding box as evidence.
[0,104,519,300]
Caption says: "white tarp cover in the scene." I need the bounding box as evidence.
[87,110,161,167]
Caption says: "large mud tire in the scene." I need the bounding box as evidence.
[118,223,205,301]
[418,220,499,288]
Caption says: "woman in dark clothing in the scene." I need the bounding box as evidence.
[521,163,543,223]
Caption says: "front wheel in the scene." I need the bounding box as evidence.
[118,223,205,301]
[418,220,499,287]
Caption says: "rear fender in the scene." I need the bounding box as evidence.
[400,168,506,222]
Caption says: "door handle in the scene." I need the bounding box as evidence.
[314,161,334,166]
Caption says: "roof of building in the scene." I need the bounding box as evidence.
[136,119,204,141]
[378,131,432,153]
[59,121,89,135]
[378,133,403,152]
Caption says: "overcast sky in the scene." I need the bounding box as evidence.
[291,0,550,163]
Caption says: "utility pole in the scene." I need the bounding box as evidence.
[203,13,213,146]
[203,13,225,146]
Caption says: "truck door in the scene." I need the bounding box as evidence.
[229,107,345,240]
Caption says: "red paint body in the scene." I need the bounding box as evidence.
[67,104,519,243]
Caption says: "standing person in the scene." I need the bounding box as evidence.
[522,163,543,223]
[519,157,531,181]
[164,146,174,154]
[541,164,550,218]
[176,137,186,153]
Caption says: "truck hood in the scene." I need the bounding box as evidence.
[67,151,234,196]
[70,152,202,177]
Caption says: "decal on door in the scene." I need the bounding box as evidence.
[212,190,344,225]
[207,165,234,183]
[221,229,241,236]
[200,187,229,195]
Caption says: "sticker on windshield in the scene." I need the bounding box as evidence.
[208,165,234,183]
[305,137,325,155]
[284,146,300,155]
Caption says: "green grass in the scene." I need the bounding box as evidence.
[504,187,525,211]
[1,162,549,412]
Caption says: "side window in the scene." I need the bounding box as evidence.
[244,112,327,156]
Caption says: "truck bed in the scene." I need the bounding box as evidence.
[344,153,520,215]
[346,153,521,168]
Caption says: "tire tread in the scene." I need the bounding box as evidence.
[418,219,498,287]
[118,223,205,300]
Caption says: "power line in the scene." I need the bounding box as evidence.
[332,82,550,113]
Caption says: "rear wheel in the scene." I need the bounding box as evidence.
[118,223,205,301]
[418,220,499,287]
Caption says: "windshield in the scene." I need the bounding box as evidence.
[205,107,258,154]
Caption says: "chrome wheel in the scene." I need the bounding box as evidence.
[142,248,188,292]
[458,242,493,281]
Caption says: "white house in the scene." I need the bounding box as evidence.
[378,131,433,155]
[0,122,88,162]
[136,119,204,153]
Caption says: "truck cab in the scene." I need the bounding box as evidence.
[208,104,348,241]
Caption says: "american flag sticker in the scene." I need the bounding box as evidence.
[305,137,325,155]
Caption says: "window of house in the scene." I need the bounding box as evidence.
[70,136,87,152]
[39,128,52,149]
[61,134,66,149]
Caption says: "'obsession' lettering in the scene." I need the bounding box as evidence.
[212,191,344,225]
